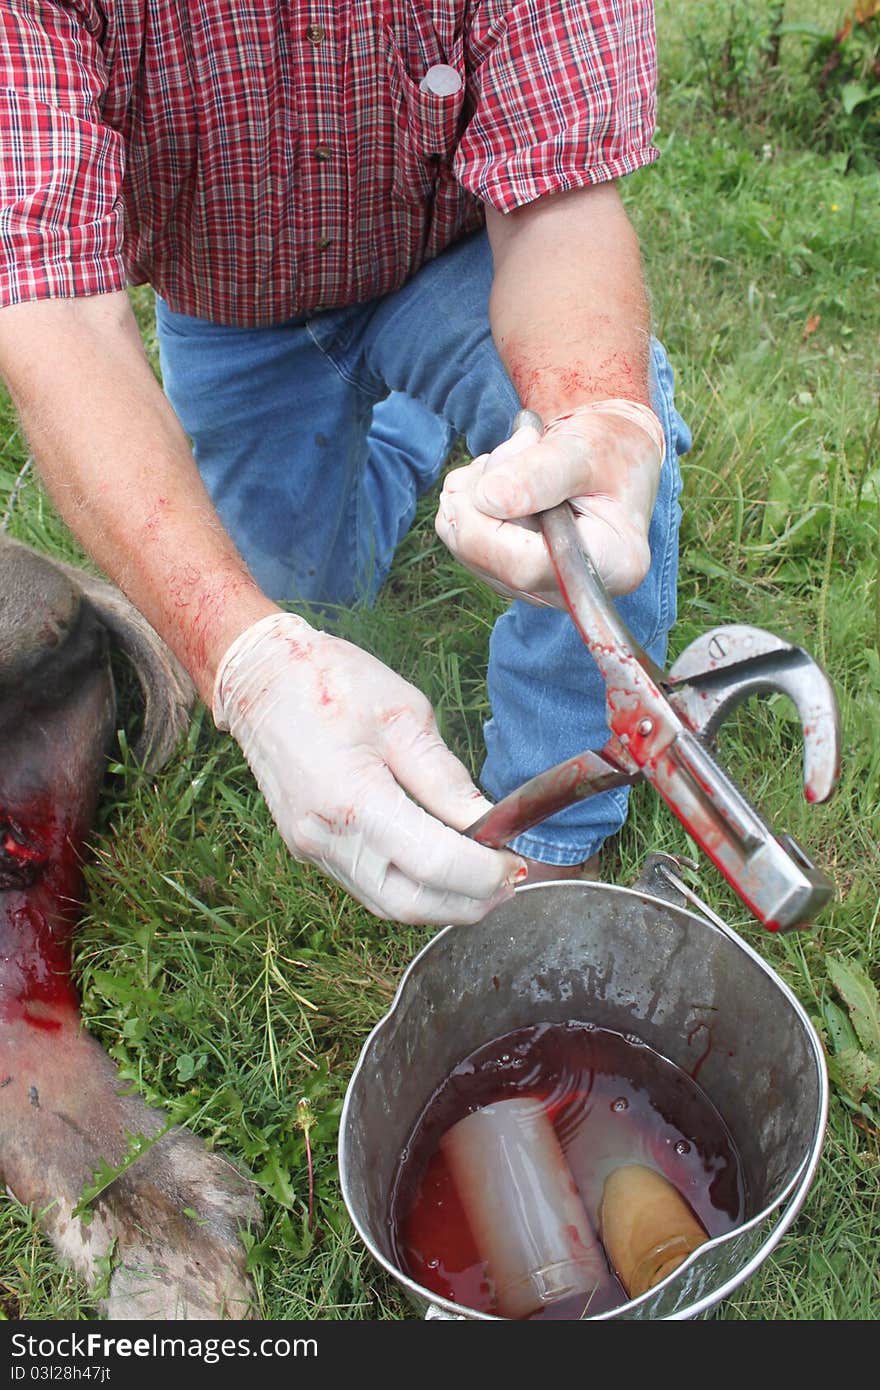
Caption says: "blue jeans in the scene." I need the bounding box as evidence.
[156,230,691,865]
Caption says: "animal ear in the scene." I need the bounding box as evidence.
[0,533,85,692]
[54,561,196,772]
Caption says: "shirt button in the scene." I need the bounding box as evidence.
[314,144,332,162]
[316,235,332,250]
[306,24,325,44]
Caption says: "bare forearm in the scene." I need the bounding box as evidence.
[0,292,276,700]
[486,182,653,420]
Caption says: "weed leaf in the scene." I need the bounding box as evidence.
[254,1153,297,1211]
[826,1048,880,1101]
[841,82,872,115]
[72,1125,174,1221]
[827,957,880,1056]
[822,997,859,1053]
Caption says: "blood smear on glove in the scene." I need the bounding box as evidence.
[388,1021,744,1318]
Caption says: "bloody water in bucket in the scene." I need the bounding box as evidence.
[390,1021,746,1318]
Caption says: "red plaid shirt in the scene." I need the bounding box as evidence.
[0,2,658,326]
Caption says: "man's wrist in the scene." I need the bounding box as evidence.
[182,580,279,706]
[543,398,666,463]
[211,608,316,728]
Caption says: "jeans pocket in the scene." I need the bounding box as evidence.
[385,28,466,203]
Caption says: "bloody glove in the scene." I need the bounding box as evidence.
[435,399,666,606]
[212,612,525,924]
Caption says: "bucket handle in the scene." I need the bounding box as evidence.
[633,852,736,932]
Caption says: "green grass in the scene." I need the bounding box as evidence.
[1,0,878,1322]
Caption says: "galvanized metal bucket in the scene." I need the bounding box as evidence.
[338,857,828,1320]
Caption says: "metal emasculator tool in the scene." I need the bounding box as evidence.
[467,410,841,932]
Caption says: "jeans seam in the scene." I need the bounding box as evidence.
[643,457,681,650]
[305,319,381,398]
[639,343,683,652]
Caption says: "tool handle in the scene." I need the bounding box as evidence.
[466,747,637,850]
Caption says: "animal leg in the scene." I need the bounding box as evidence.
[0,535,259,1318]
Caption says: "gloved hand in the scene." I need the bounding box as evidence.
[212,612,526,924]
[435,399,666,606]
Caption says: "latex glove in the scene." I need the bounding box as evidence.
[212,612,525,925]
[435,399,666,607]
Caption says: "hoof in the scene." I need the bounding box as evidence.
[0,1019,260,1320]
[81,1131,260,1321]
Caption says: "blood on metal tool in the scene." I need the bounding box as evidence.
[467,410,841,932]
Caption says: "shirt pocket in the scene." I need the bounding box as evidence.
[384,28,466,204]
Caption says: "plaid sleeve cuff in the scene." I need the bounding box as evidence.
[0,219,128,309]
[460,142,660,212]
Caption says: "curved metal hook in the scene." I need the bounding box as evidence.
[667,626,841,804]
